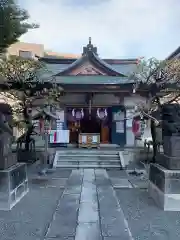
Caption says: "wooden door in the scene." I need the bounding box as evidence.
[101,125,109,143]
[68,121,80,143]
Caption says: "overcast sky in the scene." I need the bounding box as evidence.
[18,0,180,59]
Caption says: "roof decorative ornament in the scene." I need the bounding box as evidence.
[82,37,98,56]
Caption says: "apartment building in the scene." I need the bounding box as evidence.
[7,41,80,59]
[7,42,45,59]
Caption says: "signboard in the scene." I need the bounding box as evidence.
[56,120,63,130]
[78,133,100,148]
[116,121,124,133]
[126,110,133,127]
[113,111,124,121]
[49,130,69,143]
[56,110,64,122]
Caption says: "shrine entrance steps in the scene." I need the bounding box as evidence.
[53,149,123,169]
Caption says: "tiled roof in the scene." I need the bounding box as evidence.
[54,52,126,77]
[54,76,133,84]
[166,46,180,60]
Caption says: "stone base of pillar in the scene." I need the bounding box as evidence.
[148,163,180,211]
[156,153,180,170]
[0,163,29,210]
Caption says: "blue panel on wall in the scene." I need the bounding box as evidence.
[111,106,126,146]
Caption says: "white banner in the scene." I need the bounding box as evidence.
[116,121,124,133]
[49,130,69,143]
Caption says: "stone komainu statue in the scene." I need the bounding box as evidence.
[0,103,15,170]
[162,104,180,136]
[161,104,180,157]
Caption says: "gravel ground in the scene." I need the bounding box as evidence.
[0,165,72,240]
[116,188,180,240]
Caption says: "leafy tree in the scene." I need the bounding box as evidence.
[0,56,62,150]
[0,0,38,53]
[131,57,180,162]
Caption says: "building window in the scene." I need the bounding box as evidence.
[19,50,33,59]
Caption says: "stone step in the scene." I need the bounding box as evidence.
[57,157,119,161]
[56,160,121,165]
[54,150,122,169]
[55,164,122,169]
[56,159,120,162]
[56,150,119,155]
[57,154,119,157]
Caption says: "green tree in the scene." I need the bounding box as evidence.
[131,58,180,162]
[0,0,38,53]
[0,56,62,150]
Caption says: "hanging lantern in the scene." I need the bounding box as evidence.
[132,119,140,136]
[39,119,44,134]
[72,108,84,120]
[132,118,145,138]
[97,108,108,120]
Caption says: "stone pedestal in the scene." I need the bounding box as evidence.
[148,163,180,211]
[156,153,180,170]
[156,135,180,170]
[0,163,29,210]
[0,132,17,170]
[0,152,17,170]
[17,149,37,163]
[163,136,180,158]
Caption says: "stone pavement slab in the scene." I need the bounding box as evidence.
[116,188,180,240]
[103,238,124,240]
[111,178,132,188]
[107,170,128,178]
[75,222,102,240]
[75,169,100,239]
[0,164,71,240]
[95,169,132,239]
[46,238,74,240]
[107,169,148,189]
[30,177,68,188]
[64,186,82,194]
[46,170,82,239]
[78,202,98,222]
[4,164,171,240]
[128,177,148,189]
[107,170,133,189]
[0,182,64,240]
[127,172,148,189]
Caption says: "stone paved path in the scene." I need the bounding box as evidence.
[45,169,133,240]
[1,166,180,240]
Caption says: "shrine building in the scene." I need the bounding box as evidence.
[37,38,148,147]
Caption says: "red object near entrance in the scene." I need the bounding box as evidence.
[132,119,140,135]
[54,131,57,143]
[39,119,44,134]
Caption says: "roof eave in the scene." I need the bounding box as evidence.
[166,46,180,60]
[54,52,126,77]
